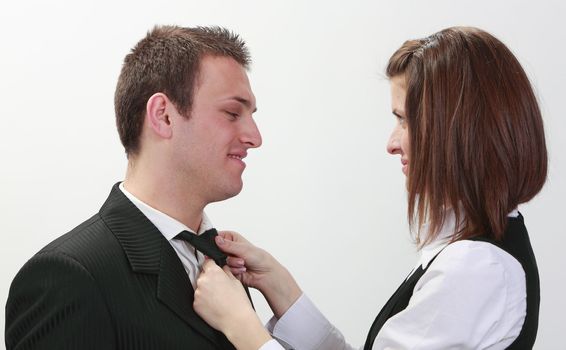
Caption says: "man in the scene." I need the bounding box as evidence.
[5,25,261,349]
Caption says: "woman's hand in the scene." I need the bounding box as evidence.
[215,231,302,318]
[194,260,272,350]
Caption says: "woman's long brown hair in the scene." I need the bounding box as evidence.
[386,27,547,246]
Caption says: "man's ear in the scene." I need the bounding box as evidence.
[146,93,173,139]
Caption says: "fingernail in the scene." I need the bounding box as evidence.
[216,236,225,245]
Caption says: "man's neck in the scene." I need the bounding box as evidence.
[123,171,206,233]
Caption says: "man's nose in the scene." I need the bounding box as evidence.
[240,117,262,148]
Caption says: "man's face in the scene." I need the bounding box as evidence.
[170,55,261,204]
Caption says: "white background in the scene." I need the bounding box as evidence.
[1,0,564,348]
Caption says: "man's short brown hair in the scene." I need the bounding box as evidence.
[114,25,251,156]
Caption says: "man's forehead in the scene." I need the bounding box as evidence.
[194,56,254,99]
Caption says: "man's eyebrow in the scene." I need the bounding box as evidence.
[230,96,258,113]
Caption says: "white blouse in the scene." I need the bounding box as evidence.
[259,210,527,350]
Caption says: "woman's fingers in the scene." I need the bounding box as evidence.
[222,265,239,280]
[218,230,250,244]
[226,256,245,267]
[215,234,252,258]
[200,258,219,274]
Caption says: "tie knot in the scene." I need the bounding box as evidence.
[176,228,227,267]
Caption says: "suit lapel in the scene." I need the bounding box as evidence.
[99,183,230,348]
[157,238,226,345]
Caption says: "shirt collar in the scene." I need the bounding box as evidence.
[119,182,213,241]
[416,208,520,270]
[416,212,455,270]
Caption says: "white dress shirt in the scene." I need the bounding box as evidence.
[260,210,527,350]
[119,183,213,288]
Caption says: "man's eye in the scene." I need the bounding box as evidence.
[225,111,239,119]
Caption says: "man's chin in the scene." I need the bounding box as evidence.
[207,184,243,204]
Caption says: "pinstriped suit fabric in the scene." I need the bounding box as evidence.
[5,183,236,349]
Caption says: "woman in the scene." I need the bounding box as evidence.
[193,27,547,350]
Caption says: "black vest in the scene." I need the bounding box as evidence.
[363,214,539,349]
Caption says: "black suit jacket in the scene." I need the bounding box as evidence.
[6,183,236,349]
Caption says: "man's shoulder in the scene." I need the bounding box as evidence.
[12,210,132,295]
[6,212,119,349]
[36,212,119,264]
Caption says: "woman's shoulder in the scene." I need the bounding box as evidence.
[416,239,527,336]
[402,237,528,348]
[422,239,527,314]
[435,239,525,281]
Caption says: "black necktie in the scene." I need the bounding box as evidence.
[175,228,227,267]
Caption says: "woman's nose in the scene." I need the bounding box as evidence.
[387,127,401,155]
